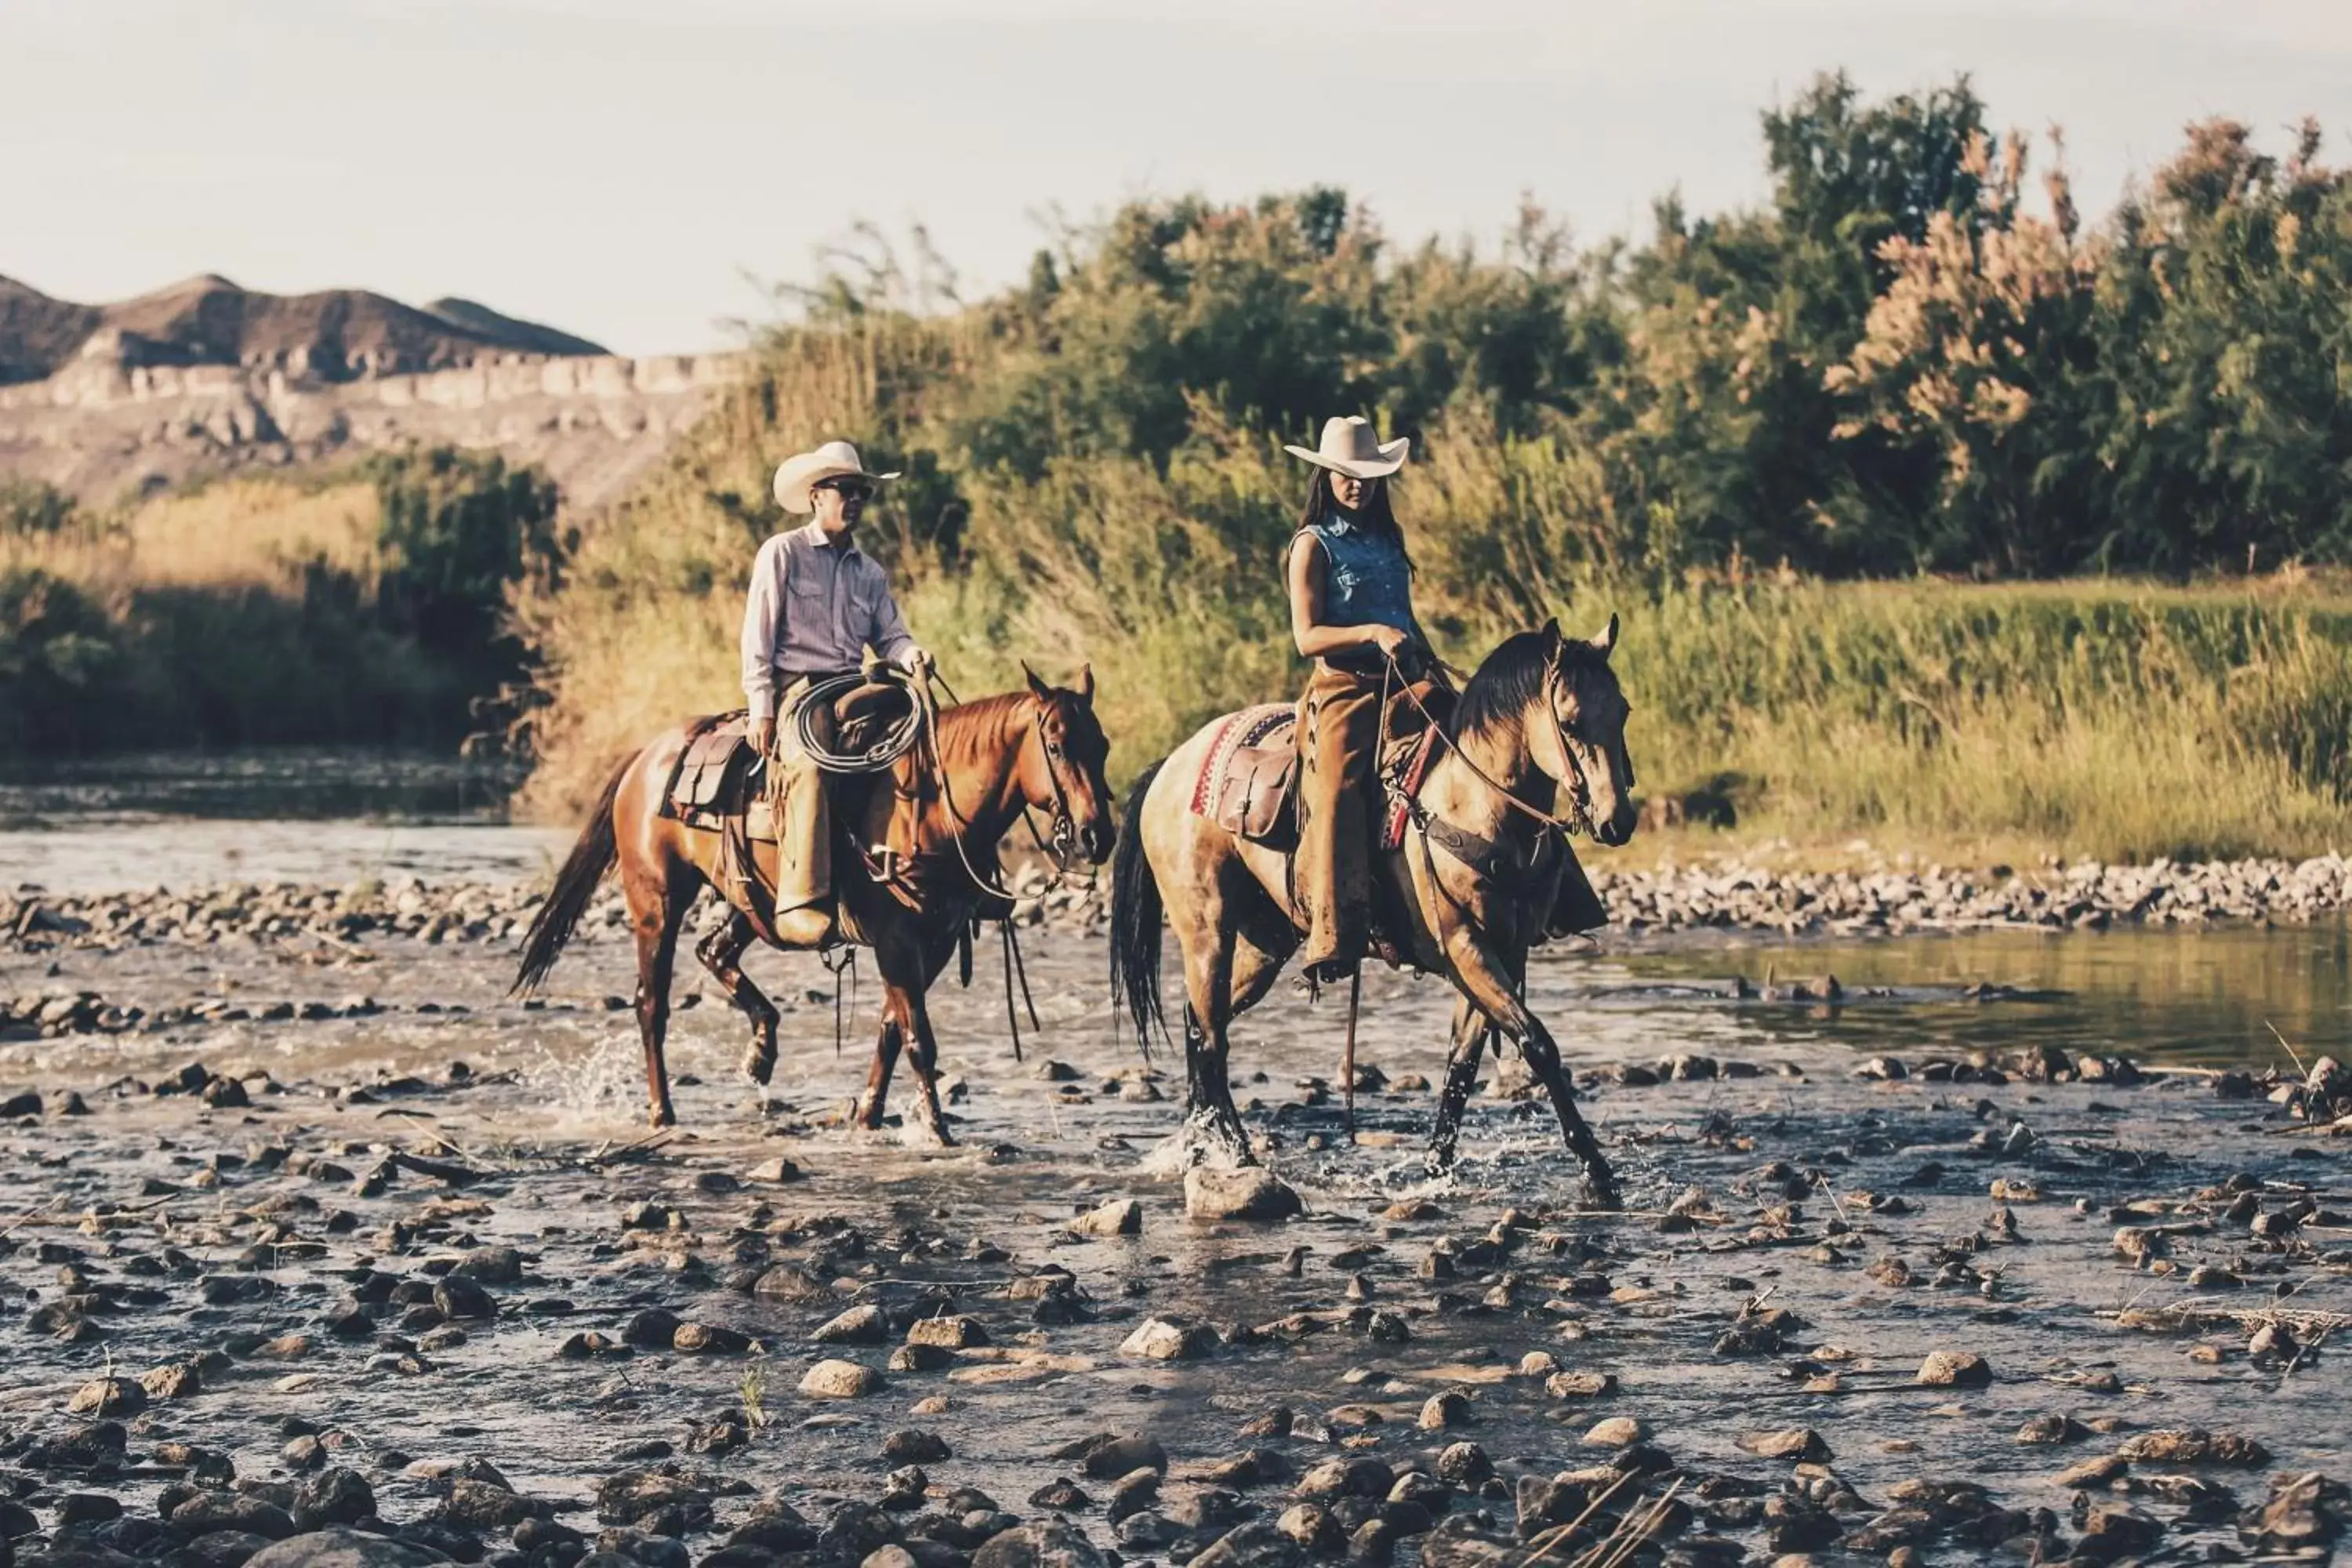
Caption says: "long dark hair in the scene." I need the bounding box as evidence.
[1298,469,1412,567]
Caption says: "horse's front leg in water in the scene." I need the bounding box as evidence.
[1180,1005,1251,1165]
[898,983,955,1149]
[855,996,906,1131]
[1428,995,1490,1174]
[1439,927,1618,1203]
[695,911,779,1088]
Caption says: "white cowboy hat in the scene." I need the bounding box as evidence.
[1284,415,1409,480]
[772,440,902,514]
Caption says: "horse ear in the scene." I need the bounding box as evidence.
[1592,612,1620,657]
[1022,662,1051,701]
[1540,616,1563,654]
[1076,663,1095,702]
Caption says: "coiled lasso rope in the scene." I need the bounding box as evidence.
[789,670,931,775]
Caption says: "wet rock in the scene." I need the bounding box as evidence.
[2016,1414,2090,1446]
[172,1494,299,1541]
[242,1532,453,1568]
[671,1323,752,1355]
[1275,1504,1343,1553]
[884,1430,952,1465]
[1105,1468,1160,1523]
[1185,1167,1302,1223]
[2079,1504,2162,1560]
[1736,1428,1831,1461]
[1298,1459,1398,1501]
[1418,1392,1473,1431]
[1026,1479,1089,1513]
[619,1309,681,1349]
[434,1479,548,1532]
[815,1305,889,1345]
[67,1377,146,1417]
[1187,1522,1302,1568]
[2242,1472,2351,1553]
[139,1362,202,1401]
[431,1279,495,1321]
[1581,1417,1647,1449]
[1063,1432,1168,1479]
[291,1471,378,1532]
[593,1474,713,1532]
[1542,1371,1617,1399]
[750,1265,832,1303]
[906,1316,988,1350]
[1120,1318,1216,1361]
[1070,1199,1142,1238]
[1915,1350,1993,1388]
[1435,1443,1492,1488]
[2117,1429,2272,1468]
[799,1359,887,1399]
[969,1520,1108,1568]
[2056,1454,2131,1489]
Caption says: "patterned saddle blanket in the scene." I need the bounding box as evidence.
[1188,703,1440,851]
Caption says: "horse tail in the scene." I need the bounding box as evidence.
[1108,758,1168,1051]
[510,753,630,996]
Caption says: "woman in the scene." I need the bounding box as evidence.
[1284,415,1449,983]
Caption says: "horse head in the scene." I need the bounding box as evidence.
[1534,614,1639,847]
[1022,662,1117,864]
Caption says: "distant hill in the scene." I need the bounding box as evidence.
[0,272,609,385]
[0,274,103,383]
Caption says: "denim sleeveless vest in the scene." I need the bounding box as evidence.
[1301,516,1413,662]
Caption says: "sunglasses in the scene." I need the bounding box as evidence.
[819,479,874,502]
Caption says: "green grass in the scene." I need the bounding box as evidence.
[1610,574,2352,864]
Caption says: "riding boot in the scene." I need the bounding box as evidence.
[769,680,838,948]
[1294,662,1384,982]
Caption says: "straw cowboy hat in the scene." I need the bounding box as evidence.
[1284,415,1410,480]
[772,440,902,514]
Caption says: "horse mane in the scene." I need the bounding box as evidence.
[930,691,1031,770]
[1454,630,1606,740]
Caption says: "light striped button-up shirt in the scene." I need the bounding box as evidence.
[739,522,920,721]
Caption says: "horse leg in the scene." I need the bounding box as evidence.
[1439,927,1618,1203]
[695,910,779,1090]
[622,858,693,1129]
[1429,994,1490,1174]
[1176,927,1250,1167]
[854,990,906,1133]
[895,978,953,1149]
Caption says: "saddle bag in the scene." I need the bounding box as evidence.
[1212,743,1298,847]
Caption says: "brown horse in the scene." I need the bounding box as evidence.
[512,669,1116,1138]
[1109,619,1636,1200]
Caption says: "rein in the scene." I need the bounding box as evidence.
[1386,649,1598,841]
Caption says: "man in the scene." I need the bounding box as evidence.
[740,440,932,946]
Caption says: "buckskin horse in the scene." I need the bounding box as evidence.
[512,668,1115,1138]
[1109,619,1636,1200]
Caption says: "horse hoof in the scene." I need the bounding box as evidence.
[650,1109,677,1130]
[1578,1176,1623,1211]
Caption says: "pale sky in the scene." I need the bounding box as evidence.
[5,0,2348,358]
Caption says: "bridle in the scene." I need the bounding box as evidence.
[918,677,1095,906]
[1390,644,1602,841]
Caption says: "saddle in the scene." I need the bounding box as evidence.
[1191,703,1440,852]
[1189,699,1609,946]
[666,714,775,840]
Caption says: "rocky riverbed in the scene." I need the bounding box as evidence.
[13,853,2352,978]
[3,911,2351,1568]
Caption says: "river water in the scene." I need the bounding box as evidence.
[2,754,2347,1564]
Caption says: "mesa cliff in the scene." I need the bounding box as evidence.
[0,273,740,510]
